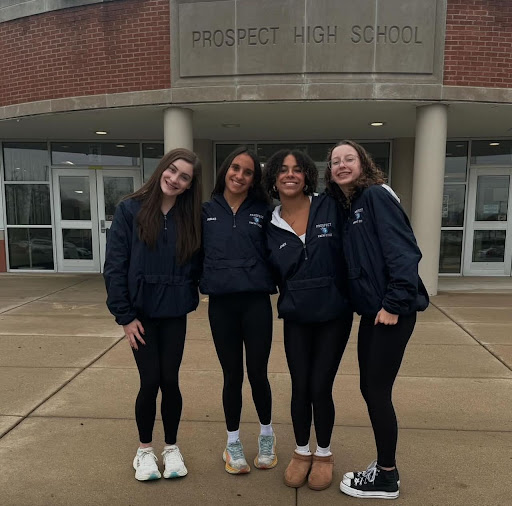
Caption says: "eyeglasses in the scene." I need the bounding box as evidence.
[328,157,359,169]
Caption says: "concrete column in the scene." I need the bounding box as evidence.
[411,104,448,296]
[164,107,193,152]
[193,139,214,202]
[390,138,415,217]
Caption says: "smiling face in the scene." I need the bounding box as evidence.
[224,153,255,198]
[275,154,305,198]
[329,144,362,192]
[160,158,193,201]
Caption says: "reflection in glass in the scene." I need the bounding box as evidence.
[3,142,49,181]
[444,141,468,182]
[472,230,506,262]
[60,176,91,220]
[475,176,509,221]
[62,229,93,260]
[51,143,140,166]
[7,228,54,270]
[103,177,134,220]
[439,230,463,273]
[143,143,164,182]
[471,140,512,166]
[441,184,466,227]
[6,184,51,225]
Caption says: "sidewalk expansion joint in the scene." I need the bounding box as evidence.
[430,301,512,373]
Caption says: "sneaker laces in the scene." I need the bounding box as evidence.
[162,447,182,466]
[354,460,378,485]
[259,435,274,456]
[138,449,157,466]
[227,441,245,460]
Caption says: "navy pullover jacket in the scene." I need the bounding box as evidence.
[103,198,200,325]
[341,185,429,317]
[200,194,276,295]
[266,193,351,323]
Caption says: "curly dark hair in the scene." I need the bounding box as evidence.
[262,149,317,200]
[212,146,268,202]
[325,140,386,205]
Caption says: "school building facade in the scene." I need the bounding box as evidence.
[0,0,511,294]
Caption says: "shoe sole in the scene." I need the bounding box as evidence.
[134,471,161,481]
[164,470,188,479]
[284,475,308,488]
[253,455,278,469]
[340,482,399,499]
[308,480,332,491]
[223,451,250,474]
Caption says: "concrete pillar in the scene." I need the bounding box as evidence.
[164,107,193,152]
[193,139,214,202]
[411,104,448,296]
[390,138,415,217]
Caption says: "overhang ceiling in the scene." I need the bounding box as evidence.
[0,100,511,142]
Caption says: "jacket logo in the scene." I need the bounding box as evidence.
[316,222,332,238]
[279,242,287,249]
[249,213,263,228]
[353,208,363,225]
[206,217,217,222]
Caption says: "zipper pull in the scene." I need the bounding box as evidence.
[163,213,168,243]
[232,212,236,228]
[303,243,308,260]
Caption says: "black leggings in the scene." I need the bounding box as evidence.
[208,292,273,431]
[358,313,417,468]
[131,316,186,445]
[284,316,353,448]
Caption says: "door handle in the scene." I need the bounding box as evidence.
[100,220,106,233]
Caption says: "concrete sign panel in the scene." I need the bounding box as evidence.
[175,0,441,78]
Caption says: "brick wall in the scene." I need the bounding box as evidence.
[444,0,512,87]
[0,0,170,107]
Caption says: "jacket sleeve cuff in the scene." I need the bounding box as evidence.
[115,314,137,326]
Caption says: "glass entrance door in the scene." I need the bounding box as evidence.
[463,168,512,275]
[52,168,141,272]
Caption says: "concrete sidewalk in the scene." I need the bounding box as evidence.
[0,274,510,506]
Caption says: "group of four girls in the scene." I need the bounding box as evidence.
[104,141,428,499]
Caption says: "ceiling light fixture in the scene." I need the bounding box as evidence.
[74,190,84,194]
[116,144,125,148]
[95,131,108,135]
[221,123,240,128]
[370,122,385,127]
[489,142,500,146]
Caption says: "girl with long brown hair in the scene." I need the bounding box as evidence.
[104,148,202,482]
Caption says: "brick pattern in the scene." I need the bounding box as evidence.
[444,0,512,87]
[0,0,170,107]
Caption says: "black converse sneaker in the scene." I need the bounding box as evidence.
[340,460,400,499]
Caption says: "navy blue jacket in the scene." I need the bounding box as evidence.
[200,194,276,295]
[341,185,429,317]
[266,193,351,323]
[103,198,200,325]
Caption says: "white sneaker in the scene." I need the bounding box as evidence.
[133,447,161,481]
[162,445,188,479]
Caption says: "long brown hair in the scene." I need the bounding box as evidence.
[325,140,386,204]
[127,148,202,264]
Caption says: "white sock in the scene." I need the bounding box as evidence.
[163,444,177,450]
[314,445,332,457]
[295,443,311,456]
[227,429,240,445]
[138,446,153,453]
[259,422,273,437]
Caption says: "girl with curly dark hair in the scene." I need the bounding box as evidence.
[263,149,353,492]
[326,140,428,499]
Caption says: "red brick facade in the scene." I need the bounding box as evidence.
[444,0,512,87]
[1,0,511,109]
[0,0,170,107]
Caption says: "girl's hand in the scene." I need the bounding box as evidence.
[123,319,146,350]
[374,308,398,326]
